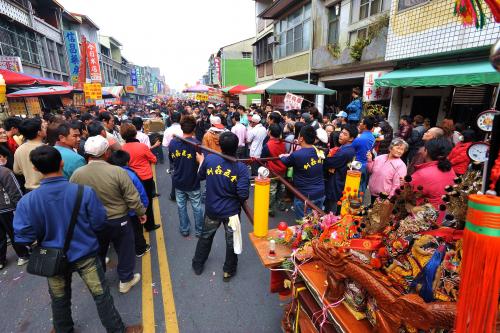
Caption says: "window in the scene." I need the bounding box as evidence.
[274,3,312,59]
[242,52,252,59]
[46,40,59,71]
[253,37,272,65]
[398,0,428,11]
[0,19,45,66]
[359,0,383,20]
[328,4,341,44]
[349,27,368,45]
[57,44,67,73]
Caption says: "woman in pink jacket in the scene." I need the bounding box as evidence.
[410,138,456,217]
[367,138,408,203]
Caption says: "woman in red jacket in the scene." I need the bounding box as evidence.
[448,129,475,176]
[410,138,456,223]
[120,123,160,232]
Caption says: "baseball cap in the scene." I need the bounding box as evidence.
[251,114,261,123]
[336,111,348,118]
[210,115,225,129]
[301,112,312,123]
[84,135,110,157]
[207,104,215,108]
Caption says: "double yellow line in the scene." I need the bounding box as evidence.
[142,166,179,333]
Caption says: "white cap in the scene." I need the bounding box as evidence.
[84,135,110,157]
[251,114,261,123]
[207,104,215,108]
[316,127,328,144]
[210,115,222,125]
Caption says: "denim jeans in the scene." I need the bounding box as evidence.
[293,196,325,220]
[175,189,204,236]
[47,256,125,333]
[192,215,238,274]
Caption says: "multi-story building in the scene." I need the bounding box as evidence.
[0,0,70,80]
[99,35,130,86]
[253,0,274,84]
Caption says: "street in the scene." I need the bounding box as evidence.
[0,159,290,333]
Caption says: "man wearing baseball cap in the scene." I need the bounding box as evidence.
[202,115,227,152]
[70,135,146,294]
[246,113,267,174]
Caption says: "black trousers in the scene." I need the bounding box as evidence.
[130,215,147,255]
[323,198,339,215]
[192,215,238,274]
[0,211,29,263]
[97,216,135,283]
[140,178,157,231]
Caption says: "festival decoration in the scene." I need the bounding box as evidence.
[454,0,500,28]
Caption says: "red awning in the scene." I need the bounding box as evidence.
[0,69,69,86]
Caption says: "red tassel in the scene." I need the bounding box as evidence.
[484,0,500,22]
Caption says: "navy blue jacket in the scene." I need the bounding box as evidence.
[199,154,250,218]
[281,147,325,200]
[169,137,201,191]
[123,166,149,216]
[324,144,356,200]
[13,177,107,263]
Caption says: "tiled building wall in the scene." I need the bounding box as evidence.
[385,0,500,60]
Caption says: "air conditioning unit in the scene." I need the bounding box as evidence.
[268,35,280,45]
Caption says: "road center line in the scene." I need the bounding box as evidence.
[153,165,180,333]
[141,231,155,332]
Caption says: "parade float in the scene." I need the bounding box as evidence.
[249,112,500,332]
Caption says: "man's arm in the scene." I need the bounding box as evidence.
[280,152,294,167]
[246,127,254,143]
[1,168,23,206]
[324,148,352,169]
[13,151,22,175]
[13,198,37,244]
[236,163,250,202]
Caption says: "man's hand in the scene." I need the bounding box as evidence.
[151,140,161,149]
[139,215,147,224]
[196,152,204,164]
[366,151,373,162]
[279,153,290,158]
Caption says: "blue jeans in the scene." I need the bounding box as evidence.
[293,196,325,220]
[175,189,204,235]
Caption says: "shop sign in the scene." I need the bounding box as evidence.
[105,98,119,106]
[73,93,84,107]
[7,98,26,115]
[63,30,80,84]
[208,91,224,104]
[195,93,209,102]
[96,99,105,107]
[86,42,102,82]
[214,57,221,84]
[136,66,143,88]
[125,85,136,93]
[84,82,102,100]
[130,68,138,86]
[363,71,391,102]
[0,56,23,73]
[61,96,73,106]
[271,95,285,110]
[25,97,41,114]
[284,92,304,111]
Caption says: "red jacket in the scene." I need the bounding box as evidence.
[122,141,157,180]
[448,142,472,175]
[263,138,287,176]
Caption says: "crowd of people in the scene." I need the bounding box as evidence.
[0,90,480,332]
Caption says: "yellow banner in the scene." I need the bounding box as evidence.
[195,93,208,102]
[84,82,102,100]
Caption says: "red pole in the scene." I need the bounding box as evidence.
[76,36,87,90]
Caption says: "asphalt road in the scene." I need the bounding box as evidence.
[0,158,295,333]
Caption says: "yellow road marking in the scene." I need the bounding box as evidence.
[141,231,155,333]
[153,165,180,333]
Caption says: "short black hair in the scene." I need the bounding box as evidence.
[219,132,239,156]
[19,118,42,140]
[180,115,196,134]
[98,111,113,122]
[342,124,359,138]
[87,121,105,137]
[30,145,61,174]
[299,125,316,144]
[0,144,11,158]
[269,124,281,138]
[80,113,93,123]
[57,123,71,138]
[171,112,181,123]
[3,117,22,131]
[268,112,281,124]
[131,117,144,131]
[362,117,376,130]
[232,112,240,122]
[237,105,246,112]
[108,150,130,167]
[69,120,83,132]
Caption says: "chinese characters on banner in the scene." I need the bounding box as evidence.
[25,97,41,115]
[284,92,304,111]
[7,98,26,115]
[136,66,143,88]
[363,71,391,102]
[125,86,136,93]
[195,93,209,102]
[130,68,137,86]
[214,57,221,84]
[86,42,102,82]
[0,56,23,72]
[84,82,102,101]
[63,31,80,84]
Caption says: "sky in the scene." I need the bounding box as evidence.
[58,0,256,91]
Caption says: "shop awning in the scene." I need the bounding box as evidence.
[241,78,335,95]
[7,86,74,98]
[102,86,124,98]
[375,61,500,88]
[183,84,219,93]
[221,85,250,94]
[0,69,69,86]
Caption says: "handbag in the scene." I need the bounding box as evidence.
[26,185,84,277]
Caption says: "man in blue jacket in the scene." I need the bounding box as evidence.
[346,87,363,124]
[13,146,141,333]
[352,117,376,195]
[192,132,250,281]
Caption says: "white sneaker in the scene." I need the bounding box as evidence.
[17,258,29,266]
[119,273,141,294]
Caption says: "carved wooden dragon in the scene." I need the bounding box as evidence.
[312,240,456,333]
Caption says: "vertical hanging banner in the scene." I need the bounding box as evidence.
[136,66,143,88]
[63,31,80,84]
[130,67,137,86]
[214,57,222,85]
[86,42,102,82]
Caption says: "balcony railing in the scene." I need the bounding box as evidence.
[33,16,61,43]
